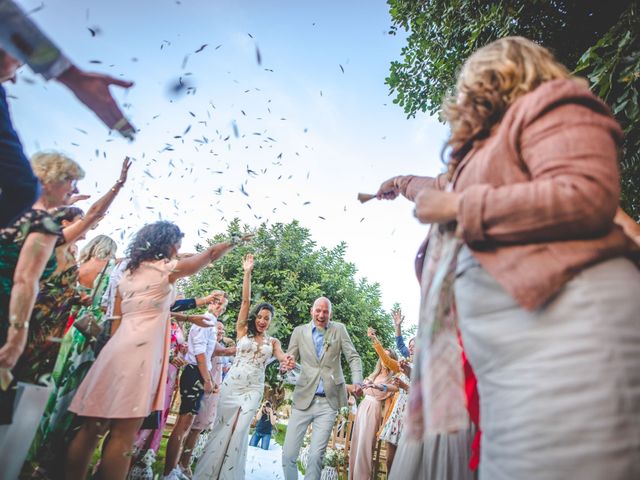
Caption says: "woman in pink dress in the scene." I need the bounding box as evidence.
[65,221,246,480]
[131,320,186,457]
[348,353,397,480]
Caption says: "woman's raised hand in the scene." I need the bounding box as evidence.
[367,326,377,339]
[117,157,132,185]
[392,308,404,328]
[242,253,254,272]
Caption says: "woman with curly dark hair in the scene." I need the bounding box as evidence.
[66,221,247,480]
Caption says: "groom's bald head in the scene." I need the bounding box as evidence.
[311,297,332,328]
[312,297,332,313]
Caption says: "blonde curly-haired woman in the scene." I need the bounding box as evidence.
[380,37,640,480]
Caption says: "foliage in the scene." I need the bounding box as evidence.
[182,219,396,389]
[386,0,639,219]
[574,5,640,219]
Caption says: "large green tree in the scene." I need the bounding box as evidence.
[386,0,639,219]
[181,219,395,387]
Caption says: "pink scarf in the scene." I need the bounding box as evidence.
[406,220,469,438]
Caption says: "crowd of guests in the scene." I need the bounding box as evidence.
[0,144,251,479]
[1,1,640,478]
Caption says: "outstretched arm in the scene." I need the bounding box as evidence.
[62,157,130,243]
[169,241,234,283]
[170,290,223,312]
[168,236,251,283]
[271,338,294,370]
[236,254,254,339]
[375,174,447,201]
[0,0,135,138]
[170,312,215,328]
[214,342,236,357]
[170,298,197,313]
[368,327,400,373]
[392,308,410,358]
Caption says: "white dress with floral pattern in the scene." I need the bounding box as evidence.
[193,335,274,480]
[379,372,410,445]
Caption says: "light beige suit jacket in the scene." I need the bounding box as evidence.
[287,321,363,411]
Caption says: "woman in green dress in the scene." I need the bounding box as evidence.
[28,235,118,476]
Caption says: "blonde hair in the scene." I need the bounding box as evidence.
[366,349,398,383]
[443,36,578,177]
[31,151,85,184]
[79,235,117,263]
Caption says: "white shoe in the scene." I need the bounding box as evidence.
[163,468,183,480]
[178,465,193,479]
[178,466,192,480]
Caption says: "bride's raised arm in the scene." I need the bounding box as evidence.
[236,254,254,339]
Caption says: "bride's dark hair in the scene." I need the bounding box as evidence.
[247,302,275,337]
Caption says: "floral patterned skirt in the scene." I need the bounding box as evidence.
[379,389,408,445]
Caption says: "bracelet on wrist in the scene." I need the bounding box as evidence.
[9,320,29,330]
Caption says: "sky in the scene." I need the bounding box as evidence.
[7,0,449,328]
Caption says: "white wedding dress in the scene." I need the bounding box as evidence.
[193,335,274,480]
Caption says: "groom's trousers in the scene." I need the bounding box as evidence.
[282,396,338,480]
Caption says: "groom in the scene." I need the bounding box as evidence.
[282,297,363,480]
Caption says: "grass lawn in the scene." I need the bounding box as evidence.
[90,435,169,477]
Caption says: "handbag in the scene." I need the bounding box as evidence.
[73,262,110,342]
[92,317,113,356]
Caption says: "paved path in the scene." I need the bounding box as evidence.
[245,436,302,480]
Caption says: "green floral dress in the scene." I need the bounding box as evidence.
[26,260,114,473]
[0,209,63,425]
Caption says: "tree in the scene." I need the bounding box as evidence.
[181,219,396,393]
[386,0,639,219]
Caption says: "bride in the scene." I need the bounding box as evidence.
[193,254,293,480]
